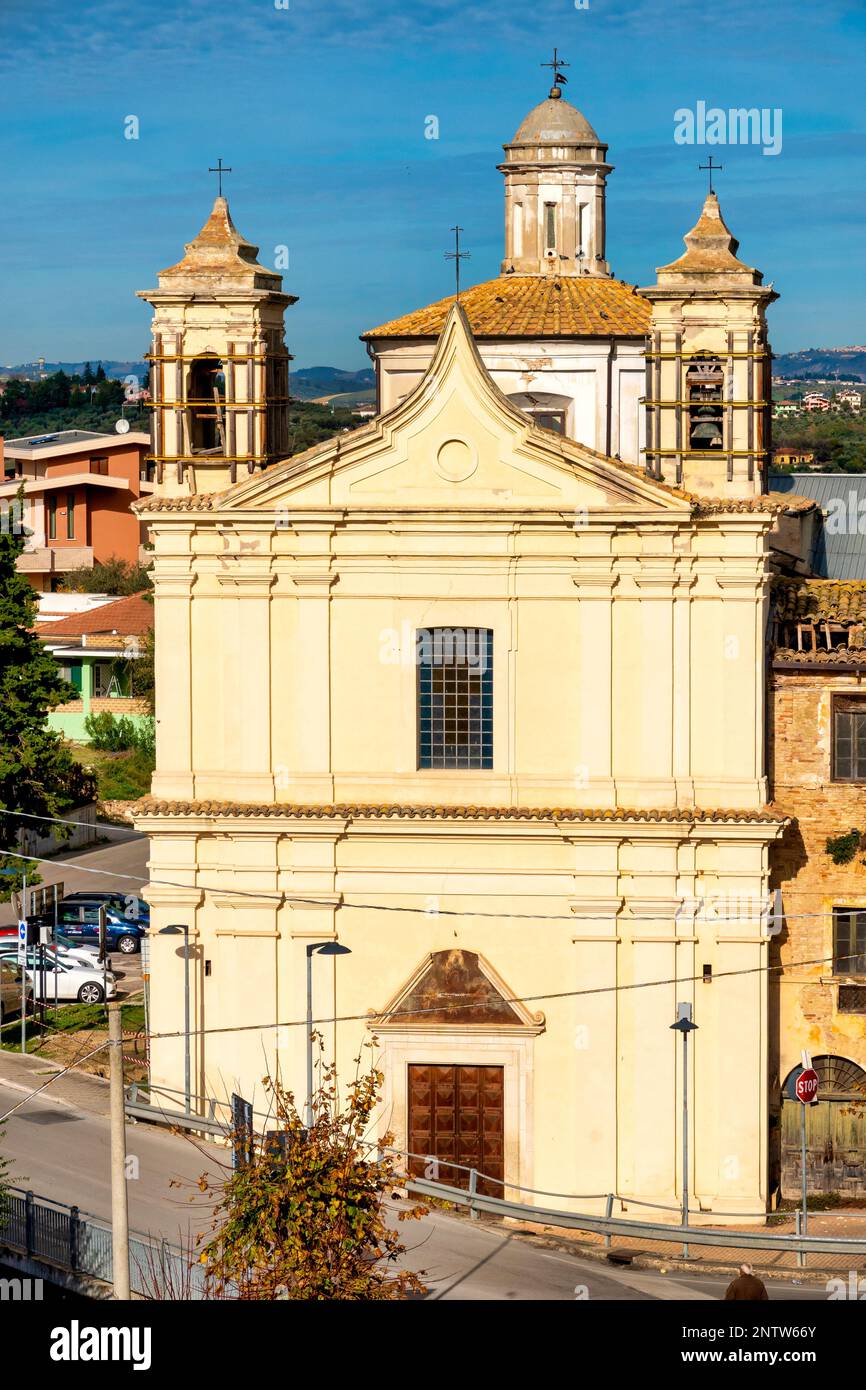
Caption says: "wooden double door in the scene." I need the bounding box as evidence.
[408,1064,505,1197]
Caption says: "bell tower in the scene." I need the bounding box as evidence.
[640,191,777,499]
[137,196,296,496]
[499,67,612,278]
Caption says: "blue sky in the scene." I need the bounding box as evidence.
[0,0,864,368]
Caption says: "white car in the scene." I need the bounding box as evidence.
[0,946,115,1004]
[52,935,101,968]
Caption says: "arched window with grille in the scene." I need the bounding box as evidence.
[782,1054,866,1101]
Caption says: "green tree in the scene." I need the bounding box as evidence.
[61,555,152,596]
[0,502,89,899]
[200,1045,428,1300]
[132,625,155,714]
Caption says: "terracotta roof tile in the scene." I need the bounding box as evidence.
[771,577,866,624]
[773,647,866,668]
[362,275,651,340]
[692,492,816,518]
[134,797,784,825]
[39,593,153,640]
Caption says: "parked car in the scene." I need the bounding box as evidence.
[47,900,147,955]
[53,932,101,966]
[0,958,32,1022]
[0,923,100,966]
[0,945,116,1004]
[60,892,150,928]
[0,933,99,970]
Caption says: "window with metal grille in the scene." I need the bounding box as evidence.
[417,628,493,770]
[833,697,866,780]
[838,985,866,1014]
[832,907,866,975]
[544,203,557,252]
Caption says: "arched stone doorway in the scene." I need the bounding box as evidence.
[781,1055,866,1199]
[371,949,544,1199]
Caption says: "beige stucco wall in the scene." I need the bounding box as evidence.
[138,308,783,1219]
[372,336,646,466]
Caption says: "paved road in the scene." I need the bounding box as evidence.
[1,1080,221,1249]
[0,1075,833,1301]
[0,830,150,930]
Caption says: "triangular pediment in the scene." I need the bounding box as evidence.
[217,306,687,515]
[373,949,543,1029]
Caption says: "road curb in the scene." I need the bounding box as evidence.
[505,1219,846,1285]
[429,1206,843,1286]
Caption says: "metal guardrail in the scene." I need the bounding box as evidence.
[0,1187,207,1299]
[405,1174,866,1261]
[125,1096,227,1138]
[119,1088,866,1269]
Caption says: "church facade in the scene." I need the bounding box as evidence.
[135,79,795,1219]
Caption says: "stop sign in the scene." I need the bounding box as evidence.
[796,1068,819,1104]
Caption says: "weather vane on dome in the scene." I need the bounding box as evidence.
[541,47,569,95]
[208,158,233,198]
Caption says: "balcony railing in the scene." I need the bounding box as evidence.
[17,546,94,573]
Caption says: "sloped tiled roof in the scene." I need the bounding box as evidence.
[38,592,153,639]
[773,647,866,667]
[362,275,651,340]
[772,577,866,624]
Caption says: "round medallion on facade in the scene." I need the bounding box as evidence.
[435,438,478,482]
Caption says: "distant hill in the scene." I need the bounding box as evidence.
[774,348,866,382]
[291,365,375,401]
[1,360,148,382]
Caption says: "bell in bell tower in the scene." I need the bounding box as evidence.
[137,181,296,497]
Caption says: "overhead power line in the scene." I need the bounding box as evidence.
[0,843,840,928]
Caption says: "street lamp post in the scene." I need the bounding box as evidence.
[671,1002,698,1257]
[305,941,351,1128]
[159,925,191,1114]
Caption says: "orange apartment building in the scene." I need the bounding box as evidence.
[0,428,152,590]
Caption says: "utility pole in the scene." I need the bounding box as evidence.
[20,868,27,1053]
[108,1002,131,1299]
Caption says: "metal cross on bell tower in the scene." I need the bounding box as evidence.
[208,158,233,197]
[698,156,723,196]
[444,225,471,300]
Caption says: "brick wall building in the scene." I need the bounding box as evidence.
[768,580,866,1199]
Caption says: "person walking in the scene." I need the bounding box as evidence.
[724,1263,769,1300]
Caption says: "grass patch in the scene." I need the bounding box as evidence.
[68,742,154,801]
[0,1000,145,1050]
